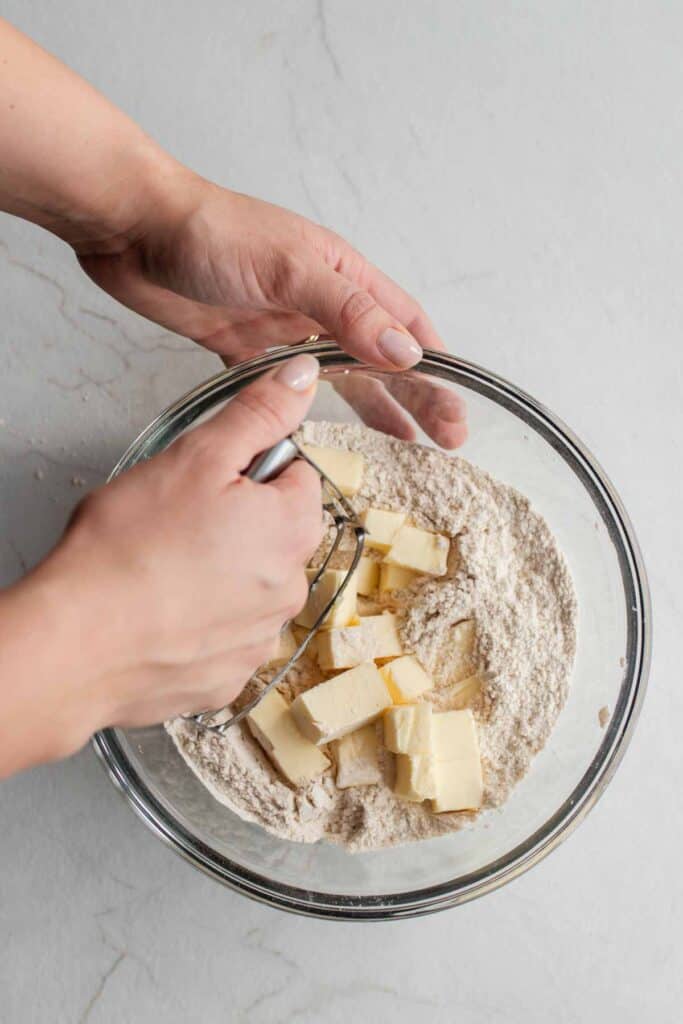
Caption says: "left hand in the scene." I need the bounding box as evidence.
[79,176,435,369]
[77,175,467,446]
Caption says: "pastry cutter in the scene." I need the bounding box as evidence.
[186,437,365,734]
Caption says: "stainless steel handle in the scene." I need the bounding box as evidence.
[244,437,300,483]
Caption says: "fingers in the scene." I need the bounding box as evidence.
[331,370,467,449]
[332,375,416,441]
[269,459,324,561]
[188,354,320,475]
[355,262,447,354]
[384,374,468,449]
[288,259,423,370]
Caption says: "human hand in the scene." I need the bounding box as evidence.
[79,176,467,445]
[79,177,434,369]
[0,355,322,775]
[0,19,466,446]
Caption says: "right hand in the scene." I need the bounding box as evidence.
[37,354,323,749]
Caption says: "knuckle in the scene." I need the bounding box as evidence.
[337,287,377,333]
[265,247,307,304]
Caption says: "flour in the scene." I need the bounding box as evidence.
[167,422,577,851]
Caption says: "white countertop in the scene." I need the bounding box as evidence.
[0,2,679,1021]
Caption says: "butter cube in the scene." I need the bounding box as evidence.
[379,563,419,593]
[356,557,380,596]
[385,524,449,576]
[316,620,377,671]
[301,444,364,496]
[266,626,298,668]
[448,619,477,684]
[360,508,406,552]
[291,662,392,743]
[381,655,433,703]
[247,689,330,787]
[360,613,404,659]
[431,709,483,812]
[295,568,357,630]
[317,613,403,670]
[334,725,381,788]
[450,673,483,709]
[384,703,433,754]
[394,754,438,802]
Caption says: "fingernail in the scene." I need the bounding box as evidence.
[377,328,422,368]
[434,397,466,423]
[275,354,319,391]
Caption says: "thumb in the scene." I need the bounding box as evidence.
[291,260,423,370]
[197,354,319,474]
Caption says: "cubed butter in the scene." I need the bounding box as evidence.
[394,754,438,802]
[356,556,380,596]
[379,563,419,593]
[450,673,483,709]
[247,689,330,787]
[291,662,392,744]
[266,626,298,668]
[334,725,381,788]
[431,708,483,812]
[360,508,406,552]
[317,613,403,670]
[295,568,357,630]
[359,613,404,659]
[301,444,364,496]
[316,620,377,671]
[385,524,450,576]
[384,703,433,754]
[381,654,433,703]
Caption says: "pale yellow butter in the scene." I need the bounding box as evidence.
[394,753,438,802]
[384,703,433,754]
[379,563,419,593]
[334,724,381,788]
[265,626,297,668]
[295,568,357,630]
[356,556,380,596]
[360,508,406,552]
[381,654,433,703]
[247,689,330,787]
[301,444,364,496]
[385,524,450,576]
[317,612,402,670]
[359,612,404,659]
[449,672,483,709]
[431,708,483,812]
[291,662,392,744]
[316,620,377,671]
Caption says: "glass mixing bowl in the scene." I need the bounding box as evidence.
[92,341,650,920]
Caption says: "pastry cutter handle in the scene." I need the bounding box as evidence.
[244,437,300,483]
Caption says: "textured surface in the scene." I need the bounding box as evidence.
[0,1,680,1021]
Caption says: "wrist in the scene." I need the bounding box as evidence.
[61,139,198,256]
[0,564,112,776]
[0,540,132,770]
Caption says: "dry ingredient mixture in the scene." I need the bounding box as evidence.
[167,421,577,852]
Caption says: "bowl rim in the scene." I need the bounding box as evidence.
[92,342,651,921]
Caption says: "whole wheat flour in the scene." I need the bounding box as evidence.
[166,422,577,852]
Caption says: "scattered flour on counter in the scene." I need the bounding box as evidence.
[167,422,577,852]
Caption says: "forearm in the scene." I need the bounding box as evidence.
[0,562,112,778]
[0,17,178,251]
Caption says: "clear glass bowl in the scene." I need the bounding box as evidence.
[92,341,651,920]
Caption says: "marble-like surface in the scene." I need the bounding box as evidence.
[1,2,680,1021]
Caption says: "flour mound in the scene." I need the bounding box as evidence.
[167,422,577,851]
